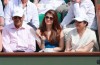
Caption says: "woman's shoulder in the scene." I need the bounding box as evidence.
[86,28,96,35]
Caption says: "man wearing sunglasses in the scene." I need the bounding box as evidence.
[2,7,39,52]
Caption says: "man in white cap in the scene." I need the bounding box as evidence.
[4,0,39,29]
[2,7,40,52]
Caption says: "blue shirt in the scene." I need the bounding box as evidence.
[44,39,59,48]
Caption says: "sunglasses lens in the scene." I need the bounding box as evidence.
[45,16,53,20]
[14,16,21,19]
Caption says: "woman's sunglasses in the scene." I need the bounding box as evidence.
[45,16,53,21]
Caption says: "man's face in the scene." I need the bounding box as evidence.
[12,16,23,28]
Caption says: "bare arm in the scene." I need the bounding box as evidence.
[65,36,72,52]
[72,41,94,52]
[53,31,64,52]
[36,29,45,49]
[0,17,4,32]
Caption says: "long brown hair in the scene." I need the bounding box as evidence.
[39,10,62,44]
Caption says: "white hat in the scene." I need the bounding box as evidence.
[12,7,24,17]
[73,17,88,22]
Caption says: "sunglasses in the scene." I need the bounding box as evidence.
[45,16,53,21]
[77,22,82,23]
[13,16,22,19]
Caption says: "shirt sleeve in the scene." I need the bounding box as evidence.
[90,31,99,51]
[2,27,13,52]
[0,0,4,17]
[84,30,99,51]
[61,4,74,28]
[73,2,88,18]
[31,4,39,28]
[4,1,12,25]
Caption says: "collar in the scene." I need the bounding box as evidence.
[19,0,30,7]
[10,22,27,29]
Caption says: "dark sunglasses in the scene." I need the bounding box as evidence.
[77,22,82,23]
[45,16,53,20]
[13,16,22,19]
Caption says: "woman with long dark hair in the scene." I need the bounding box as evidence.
[36,10,64,52]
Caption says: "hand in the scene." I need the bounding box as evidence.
[40,36,46,41]
[44,48,55,52]
[71,49,76,52]
[39,49,44,52]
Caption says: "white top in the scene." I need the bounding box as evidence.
[38,0,65,14]
[4,0,39,28]
[2,22,36,52]
[0,0,4,17]
[61,0,97,30]
[66,28,99,52]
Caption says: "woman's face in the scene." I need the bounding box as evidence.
[75,21,86,30]
[45,13,53,25]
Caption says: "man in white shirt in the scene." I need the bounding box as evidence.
[61,0,97,30]
[4,0,39,29]
[2,7,38,52]
[0,0,4,32]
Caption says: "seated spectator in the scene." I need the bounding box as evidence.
[36,10,64,52]
[65,17,99,52]
[4,0,39,29]
[0,0,4,32]
[61,0,97,31]
[34,0,65,14]
[2,7,39,52]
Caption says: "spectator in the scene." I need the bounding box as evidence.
[61,0,97,31]
[36,10,64,52]
[2,7,39,52]
[34,0,65,14]
[4,0,39,29]
[65,17,99,52]
[0,0,4,32]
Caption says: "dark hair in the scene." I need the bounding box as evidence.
[83,21,88,26]
[39,10,62,44]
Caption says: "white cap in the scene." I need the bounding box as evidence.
[73,17,88,22]
[12,7,24,17]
